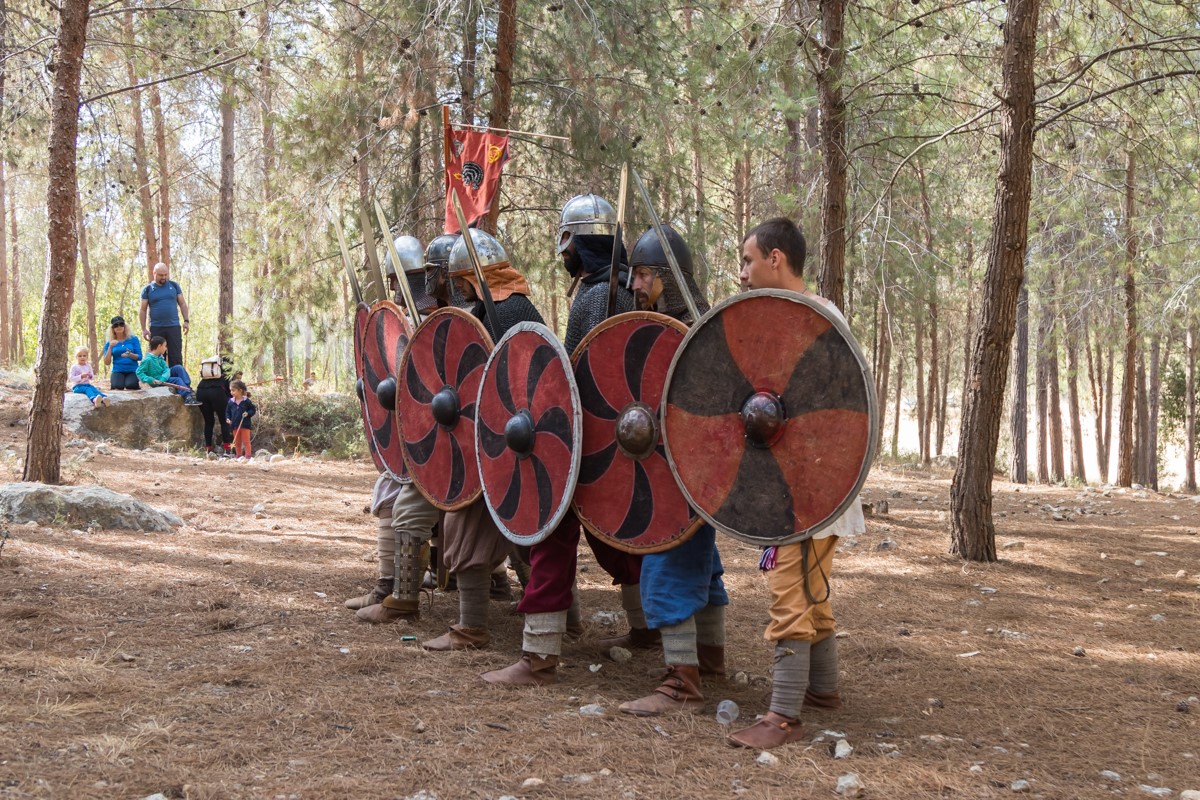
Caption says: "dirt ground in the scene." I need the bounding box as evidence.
[2,390,1199,800]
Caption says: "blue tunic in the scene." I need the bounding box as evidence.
[640,524,729,629]
[141,280,183,327]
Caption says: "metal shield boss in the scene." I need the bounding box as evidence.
[572,312,702,553]
[476,323,581,546]
[397,307,493,510]
[353,302,388,475]
[362,301,413,482]
[662,289,878,546]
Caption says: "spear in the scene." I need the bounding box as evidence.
[373,199,423,326]
[330,211,363,305]
[450,190,502,338]
[359,207,388,303]
[606,163,629,318]
[629,167,701,322]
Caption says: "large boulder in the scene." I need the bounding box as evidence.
[62,387,203,449]
[0,483,182,531]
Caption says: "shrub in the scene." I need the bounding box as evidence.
[247,387,367,458]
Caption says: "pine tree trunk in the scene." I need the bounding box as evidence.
[875,292,892,452]
[937,336,950,457]
[950,0,1039,562]
[1147,336,1160,491]
[915,310,927,464]
[1046,288,1064,483]
[350,2,370,213]
[1134,354,1148,485]
[150,85,170,266]
[122,10,157,280]
[1010,284,1029,484]
[1103,346,1114,481]
[76,198,98,364]
[459,0,480,123]
[217,77,235,355]
[481,0,515,234]
[0,159,8,365]
[9,192,20,362]
[1035,293,1050,483]
[260,4,287,378]
[24,0,90,484]
[1186,325,1197,492]
[926,300,939,466]
[891,353,904,459]
[1116,146,1137,487]
[1065,329,1086,483]
[814,0,846,310]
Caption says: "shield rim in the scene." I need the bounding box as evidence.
[476,321,582,546]
[661,288,878,546]
[354,302,388,475]
[570,310,704,554]
[365,299,414,482]
[397,305,493,510]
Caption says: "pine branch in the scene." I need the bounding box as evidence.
[80,50,248,105]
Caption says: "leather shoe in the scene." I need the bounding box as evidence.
[727,711,806,749]
[619,665,704,717]
[422,625,491,651]
[344,578,393,610]
[481,653,558,686]
[355,595,418,623]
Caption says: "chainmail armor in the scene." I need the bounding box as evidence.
[472,293,545,343]
[566,279,635,354]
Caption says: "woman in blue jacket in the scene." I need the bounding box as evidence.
[101,315,143,390]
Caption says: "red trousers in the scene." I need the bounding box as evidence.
[515,513,642,615]
[232,428,252,458]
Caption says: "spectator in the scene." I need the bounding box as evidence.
[226,379,257,460]
[68,346,110,407]
[302,371,318,390]
[101,315,142,390]
[136,335,201,406]
[139,263,190,367]
[197,355,233,457]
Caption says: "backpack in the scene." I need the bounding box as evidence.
[199,357,224,380]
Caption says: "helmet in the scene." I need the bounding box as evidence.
[557,194,616,254]
[382,235,424,277]
[629,225,694,277]
[424,234,458,270]
[424,234,469,307]
[449,228,508,275]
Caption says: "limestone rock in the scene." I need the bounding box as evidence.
[62,387,202,450]
[0,483,182,531]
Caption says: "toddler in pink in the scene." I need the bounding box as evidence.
[69,347,110,407]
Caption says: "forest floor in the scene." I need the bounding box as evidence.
[1,386,1199,800]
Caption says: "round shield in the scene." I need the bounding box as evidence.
[662,289,877,546]
[353,302,387,475]
[397,307,493,510]
[476,323,581,546]
[571,312,702,553]
[363,301,413,481]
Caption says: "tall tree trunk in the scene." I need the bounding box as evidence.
[481,0,515,234]
[1116,146,1137,487]
[1065,327,1086,483]
[875,291,892,451]
[76,198,98,364]
[1103,345,1114,481]
[1147,336,1160,491]
[1010,284,1029,483]
[24,0,90,484]
[950,0,1039,562]
[9,193,20,362]
[217,77,235,355]
[814,0,846,310]
[915,310,927,464]
[1186,325,1197,492]
[1035,292,1050,483]
[0,159,8,365]
[926,300,940,465]
[122,9,157,280]
[150,85,170,266]
[1134,353,1148,485]
[350,3,370,214]
[1046,280,1064,482]
[260,4,287,376]
[937,334,950,456]
[459,0,480,123]
[891,353,904,460]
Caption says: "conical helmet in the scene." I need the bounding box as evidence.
[449,229,508,274]
[557,193,616,254]
[382,235,425,277]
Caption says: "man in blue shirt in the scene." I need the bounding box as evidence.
[139,262,191,367]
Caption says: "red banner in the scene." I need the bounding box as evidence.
[444,109,509,234]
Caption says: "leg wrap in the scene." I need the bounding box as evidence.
[376,515,396,580]
[769,639,811,719]
[694,604,726,647]
[808,634,839,695]
[660,617,699,666]
[522,610,567,657]
[620,583,648,630]
[457,565,491,630]
[392,535,424,604]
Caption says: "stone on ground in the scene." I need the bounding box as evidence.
[62,387,202,450]
[0,483,182,531]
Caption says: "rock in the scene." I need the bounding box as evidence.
[579,704,605,716]
[563,774,593,784]
[1177,701,1191,713]
[94,443,113,455]
[1011,779,1032,792]
[1138,786,1172,797]
[608,646,632,663]
[402,792,438,800]
[1151,614,1166,622]
[62,387,202,449]
[1177,570,1188,579]
[255,449,272,458]
[1133,483,1144,490]
[414,720,426,732]
[1179,791,1200,800]
[876,538,897,551]
[254,512,267,520]
[1002,540,1025,550]
[1073,646,1086,657]
[927,698,944,708]
[834,773,862,796]
[521,778,545,789]
[834,739,853,759]
[252,502,266,514]
[733,671,749,685]
[1100,770,1121,782]
[0,483,181,531]
[756,752,779,767]
[141,795,170,800]
[270,453,286,463]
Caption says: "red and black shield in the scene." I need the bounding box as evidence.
[397,307,493,510]
[476,323,581,546]
[362,301,413,481]
[353,302,387,475]
[662,289,877,546]
[572,312,702,553]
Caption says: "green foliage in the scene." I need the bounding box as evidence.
[1160,359,1197,444]
[247,386,366,459]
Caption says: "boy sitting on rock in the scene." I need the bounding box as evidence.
[136,336,201,406]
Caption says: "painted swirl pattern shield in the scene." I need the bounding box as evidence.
[572,312,702,554]
[397,307,493,510]
[363,301,413,481]
[662,289,877,546]
[476,323,581,546]
[353,302,387,475]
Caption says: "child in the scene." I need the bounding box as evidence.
[68,347,110,407]
[226,379,257,460]
[136,335,201,406]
